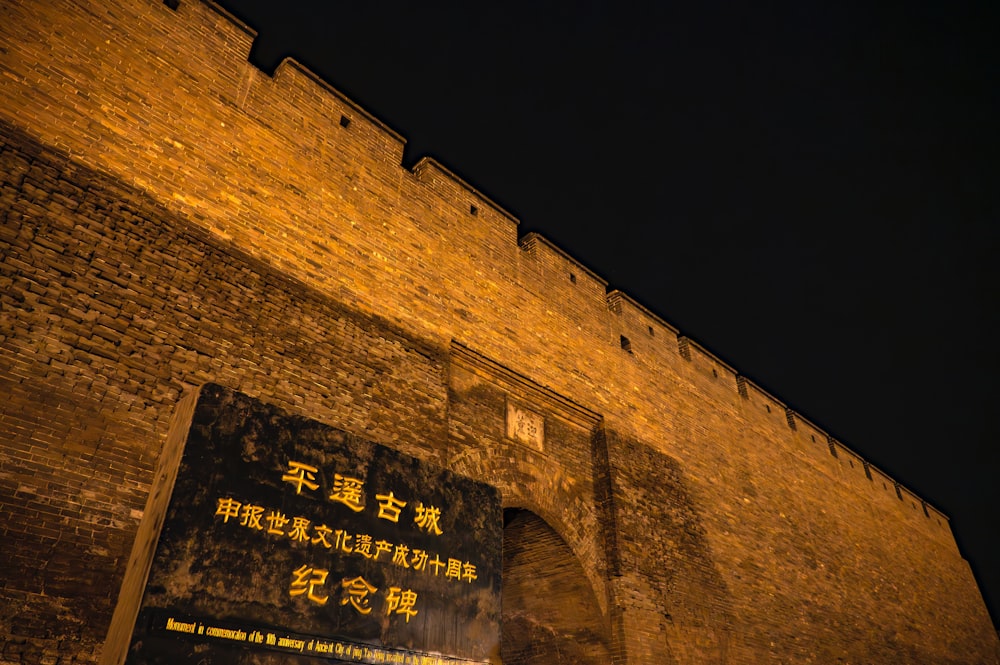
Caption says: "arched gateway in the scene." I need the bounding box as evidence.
[101,381,616,665]
[502,508,612,664]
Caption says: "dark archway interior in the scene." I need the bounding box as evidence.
[501,508,611,665]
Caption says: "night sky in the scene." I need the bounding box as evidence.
[215,0,998,627]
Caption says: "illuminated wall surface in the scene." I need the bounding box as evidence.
[0,0,999,664]
[123,385,500,664]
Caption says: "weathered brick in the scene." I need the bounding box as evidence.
[0,1,996,664]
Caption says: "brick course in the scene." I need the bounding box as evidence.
[0,0,997,663]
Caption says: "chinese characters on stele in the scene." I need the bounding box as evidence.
[214,460,478,623]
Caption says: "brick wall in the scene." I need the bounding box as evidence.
[0,122,449,662]
[0,0,998,663]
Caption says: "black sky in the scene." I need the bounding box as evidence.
[215,0,999,626]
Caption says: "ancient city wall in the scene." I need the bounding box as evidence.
[0,0,997,663]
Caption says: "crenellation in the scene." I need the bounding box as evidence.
[410,157,520,256]
[784,407,797,430]
[607,290,683,363]
[792,413,827,448]
[826,434,840,458]
[743,379,790,425]
[677,335,693,361]
[686,337,740,388]
[271,58,407,165]
[520,232,607,295]
[723,384,948,531]
[517,233,615,346]
[870,465,897,496]
[195,1,256,56]
[831,445,880,491]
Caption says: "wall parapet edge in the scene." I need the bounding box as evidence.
[273,57,407,145]
[165,0,958,527]
[413,157,519,228]
[519,233,607,287]
[188,0,256,45]
[0,0,950,529]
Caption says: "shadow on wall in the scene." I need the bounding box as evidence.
[606,431,735,662]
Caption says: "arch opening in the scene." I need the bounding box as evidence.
[501,508,611,665]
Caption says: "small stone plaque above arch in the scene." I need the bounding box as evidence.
[449,341,600,453]
[506,401,544,451]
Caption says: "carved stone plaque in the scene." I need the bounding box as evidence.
[506,401,544,450]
